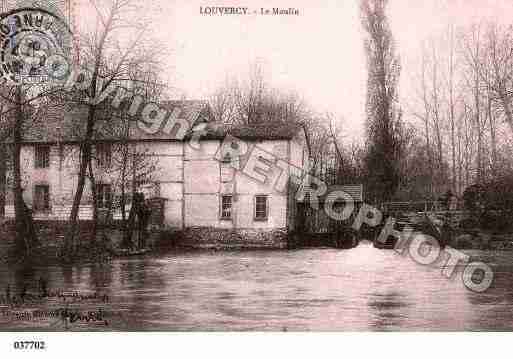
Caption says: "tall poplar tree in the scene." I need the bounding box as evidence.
[360,0,403,203]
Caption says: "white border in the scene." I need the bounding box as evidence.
[0,332,511,359]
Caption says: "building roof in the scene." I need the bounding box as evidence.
[297,184,364,203]
[338,184,364,202]
[4,100,305,144]
[191,122,305,141]
[6,100,212,143]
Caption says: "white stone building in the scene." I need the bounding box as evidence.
[1,101,310,247]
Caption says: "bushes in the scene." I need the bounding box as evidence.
[459,217,479,230]
[463,176,513,233]
[479,210,511,232]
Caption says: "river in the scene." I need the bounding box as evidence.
[1,241,513,331]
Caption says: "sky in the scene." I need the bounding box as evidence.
[73,0,513,141]
[158,0,365,139]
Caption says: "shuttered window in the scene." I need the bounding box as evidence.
[221,195,233,220]
[96,183,112,209]
[34,185,50,211]
[97,143,112,168]
[35,145,50,168]
[254,195,268,221]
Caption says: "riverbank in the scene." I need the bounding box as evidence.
[3,218,513,267]
[0,220,178,266]
[449,230,513,250]
[389,212,513,251]
[0,220,294,265]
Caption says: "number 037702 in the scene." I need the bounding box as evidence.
[13,341,46,350]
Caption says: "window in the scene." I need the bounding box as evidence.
[138,181,161,198]
[221,153,232,164]
[220,195,233,220]
[96,143,112,168]
[254,195,268,221]
[35,145,50,168]
[96,184,112,209]
[34,185,50,212]
[220,153,235,183]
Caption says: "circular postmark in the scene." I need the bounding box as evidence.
[0,3,73,85]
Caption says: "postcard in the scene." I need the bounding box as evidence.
[0,0,512,357]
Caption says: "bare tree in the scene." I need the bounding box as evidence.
[0,100,9,219]
[210,77,239,124]
[482,24,513,135]
[61,0,159,256]
[446,26,458,194]
[210,63,307,126]
[0,85,52,254]
[408,23,506,198]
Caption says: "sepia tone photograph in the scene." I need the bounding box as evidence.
[1,0,513,352]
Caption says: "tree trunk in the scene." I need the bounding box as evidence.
[476,110,483,183]
[499,87,513,138]
[88,159,98,242]
[431,46,444,192]
[0,144,5,218]
[120,145,128,243]
[457,123,462,196]
[463,112,471,190]
[473,38,484,184]
[13,87,38,254]
[62,6,111,257]
[488,91,498,177]
[63,106,96,256]
[448,32,457,194]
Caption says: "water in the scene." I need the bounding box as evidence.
[1,241,513,331]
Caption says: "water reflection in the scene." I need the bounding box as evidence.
[1,244,513,331]
[368,292,408,330]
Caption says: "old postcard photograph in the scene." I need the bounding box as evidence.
[0,0,513,356]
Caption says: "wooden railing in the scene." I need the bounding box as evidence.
[382,200,463,214]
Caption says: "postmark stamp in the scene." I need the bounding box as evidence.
[0,1,73,84]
